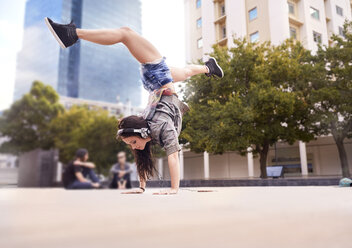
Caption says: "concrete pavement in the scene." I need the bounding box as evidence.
[0,186,351,248]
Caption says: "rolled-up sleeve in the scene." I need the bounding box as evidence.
[159,122,181,156]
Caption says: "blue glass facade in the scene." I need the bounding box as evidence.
[58,0,82,98]
[58,0,142,105]
[15,0,142,106]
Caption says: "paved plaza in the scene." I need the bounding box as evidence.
[0,186,351,248]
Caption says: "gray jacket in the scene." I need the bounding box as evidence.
[146,95,189,156]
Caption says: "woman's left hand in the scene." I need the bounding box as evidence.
[121,188,144,194]
[153,188,178,195]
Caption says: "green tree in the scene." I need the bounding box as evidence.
[308,22,352,177]
[50,106,131,174]
[182,39,315,178]
[0,81,64,154]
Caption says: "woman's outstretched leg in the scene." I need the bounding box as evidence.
[45,17,161,64]
[76,27,161,64]
[169,65,209,82]
[170,56,224,81]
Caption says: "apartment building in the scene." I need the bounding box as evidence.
[177,0,352,180]
[185,0,352,62]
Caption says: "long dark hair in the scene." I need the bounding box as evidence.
[118,115,155,181]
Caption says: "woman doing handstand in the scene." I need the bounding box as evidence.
[45,17,224,195]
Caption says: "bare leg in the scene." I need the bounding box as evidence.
[75,27,209,82]
[169,65,209,82]
[76,27,161,64]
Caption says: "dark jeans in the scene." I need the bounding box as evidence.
[67,167,100,189]
[109,172,131,189]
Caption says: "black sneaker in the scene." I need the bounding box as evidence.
[44,17,78,49]
[205,57,224,78]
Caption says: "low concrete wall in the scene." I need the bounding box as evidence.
[18,149,59,187]
[135,177,341,188]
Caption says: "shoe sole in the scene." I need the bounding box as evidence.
[209,57,224,78]
[44,17,67,49]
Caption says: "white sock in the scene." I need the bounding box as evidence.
[205,65,210,73]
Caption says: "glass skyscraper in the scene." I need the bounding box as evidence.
[14,0,142,106]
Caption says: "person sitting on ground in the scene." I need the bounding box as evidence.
[62,148,101,189]
[109,151,133,189]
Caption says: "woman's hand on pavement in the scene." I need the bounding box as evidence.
[153,188,178,195]
[121,188,144,194]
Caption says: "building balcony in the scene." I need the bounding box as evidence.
[289,15,303,26]
[214,14,226,24]
[216,37,227,46]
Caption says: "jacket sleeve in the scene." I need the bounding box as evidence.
[159,121,181,156]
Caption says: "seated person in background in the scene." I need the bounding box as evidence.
[109,151,133,189]
[62,148,101,189]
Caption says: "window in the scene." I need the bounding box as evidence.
[222,25,226,39]
[310,7,320,20]
[249,7,258,21]
[196,18,202,28]
[290,27,297,39]
[196,0,201,8]
[339,26,345,37]
[221,4,226,16]
[288,2,295,15]
[197,38,203,48]
[250,31,259,43]
[313,31,322,43]
[336,5,343,16]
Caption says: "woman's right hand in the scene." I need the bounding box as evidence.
[121,188,144,194]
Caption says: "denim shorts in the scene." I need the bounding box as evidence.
[140,57,173,92]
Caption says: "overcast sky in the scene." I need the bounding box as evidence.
[0,0,185,110]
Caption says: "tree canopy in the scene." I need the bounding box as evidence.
[182,39,316,178]
[307,22,352,177]
[50,105,132,174]
[0,81,132,174]
[0,81,63,154]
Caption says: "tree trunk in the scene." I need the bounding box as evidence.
[259,142,269,179]
[330,122,351,178]
[335,138,350,178]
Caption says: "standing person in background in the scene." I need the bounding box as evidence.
[109,152,133,189]
[62,148,101,189]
